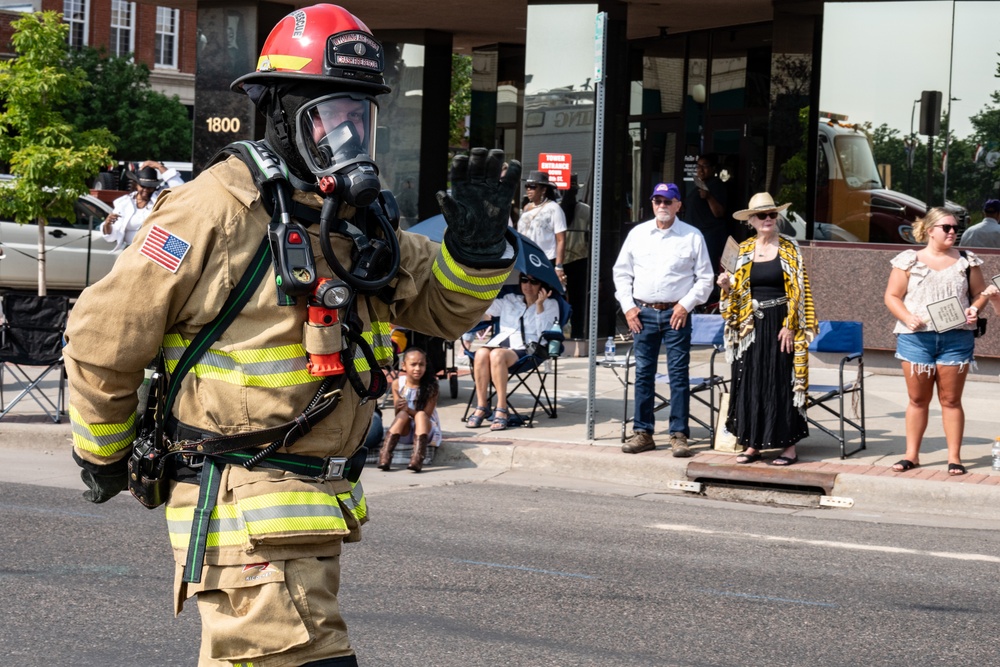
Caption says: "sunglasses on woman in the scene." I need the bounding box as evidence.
[934,224,958,234]
[525,184,539,190]
[519,277,541,285]
[754,211,779,220]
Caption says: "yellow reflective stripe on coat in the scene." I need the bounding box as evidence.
[165,488,359,549]
[350,320,394,372]
[69,406,136,457]
[432,243,510,300]
[162,334,321,389]
[338,480,367,522]
[166,503,245,549]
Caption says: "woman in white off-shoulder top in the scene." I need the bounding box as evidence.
[884,207,996,476]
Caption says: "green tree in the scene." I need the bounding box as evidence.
[62,46,192,161]
[450,54,472,149]
[0,12,115,295]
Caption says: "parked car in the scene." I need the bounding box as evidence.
[0,192,116,294]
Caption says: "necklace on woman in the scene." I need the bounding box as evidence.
[754,235,779,260]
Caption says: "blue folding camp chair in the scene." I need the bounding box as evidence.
[463,289,571,427]
[604,313,727,443]
[806,320,866,459]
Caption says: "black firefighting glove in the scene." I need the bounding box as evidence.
[437,148,521,268]
[79,464,127,504]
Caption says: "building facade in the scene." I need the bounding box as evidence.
[6,0,1000,355]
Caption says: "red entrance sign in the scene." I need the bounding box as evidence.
[538,153,572,190]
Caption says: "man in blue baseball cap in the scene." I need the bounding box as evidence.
[958,199,1000,248]
[612,182,713,456]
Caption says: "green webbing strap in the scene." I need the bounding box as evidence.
[164,234,272,418]
[182,457,224,583]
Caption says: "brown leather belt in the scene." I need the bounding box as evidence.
[635,299,677,311]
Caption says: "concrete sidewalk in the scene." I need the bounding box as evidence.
[3,349,1000,522]
[422,350,1000,522]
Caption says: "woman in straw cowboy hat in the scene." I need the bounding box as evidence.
[717,192,816,466]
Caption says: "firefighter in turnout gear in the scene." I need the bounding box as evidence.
[64,5,520,666]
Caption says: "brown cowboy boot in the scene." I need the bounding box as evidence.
[378,433,400,471]
[408,434,429,472]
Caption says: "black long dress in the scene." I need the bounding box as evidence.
[726,257,808,449]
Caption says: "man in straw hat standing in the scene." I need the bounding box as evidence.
[613,182,713,456]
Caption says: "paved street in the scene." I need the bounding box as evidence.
[4,474,1000,666]
[3,341,1000,665]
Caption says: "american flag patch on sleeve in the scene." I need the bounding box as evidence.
[139,225,191,273]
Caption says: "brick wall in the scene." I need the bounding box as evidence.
[21,0,196,75]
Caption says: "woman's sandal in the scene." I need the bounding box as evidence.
[948,463,967,476]
[490,407,509,431]
[770,455,799,466]
[735,450,762,464]
[466,406,489,428]
[892,459,919,472]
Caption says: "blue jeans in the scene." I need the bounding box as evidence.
[632,307,691,436]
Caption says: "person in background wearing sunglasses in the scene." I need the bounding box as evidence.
[516,170,568,287]
[717,192,816,466]
[884,207,992,476]
[466,274,558,430]
[613,182,714,457]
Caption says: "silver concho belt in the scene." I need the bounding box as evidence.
[751,296,788,318]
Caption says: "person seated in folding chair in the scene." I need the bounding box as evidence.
[467,274,559,431]
[717,193,817,467]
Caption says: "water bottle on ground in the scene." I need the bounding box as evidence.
[604,336,616,362]
[992,437,1000,472]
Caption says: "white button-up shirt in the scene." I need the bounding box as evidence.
[484,292,559,350]
[613,217,714,314]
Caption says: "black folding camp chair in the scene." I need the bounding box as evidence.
[0,293,70,423]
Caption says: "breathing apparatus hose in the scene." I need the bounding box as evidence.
[318,194,400,295]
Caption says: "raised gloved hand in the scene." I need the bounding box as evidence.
[437,148,521,266]
[80,467,127,504]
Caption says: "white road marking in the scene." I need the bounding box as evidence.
[650,523,1000,563]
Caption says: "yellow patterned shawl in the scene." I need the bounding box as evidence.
[720,235,817,408]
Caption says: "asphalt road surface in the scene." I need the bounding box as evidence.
[3,473,999,666]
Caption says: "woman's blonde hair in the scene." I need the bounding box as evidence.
[912,207,955,243]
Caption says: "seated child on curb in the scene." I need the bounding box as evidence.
[377,347,442,472]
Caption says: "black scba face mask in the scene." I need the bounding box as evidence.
[293,91,381,207]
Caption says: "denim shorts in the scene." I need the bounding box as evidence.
[895,329,975,367]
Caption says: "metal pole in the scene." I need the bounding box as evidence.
[926,135,934,207]
[908,99,919,193]
[942,1,957,203]
[586,12,607,441]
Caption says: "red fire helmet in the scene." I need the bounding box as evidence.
[231,4,390,95]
